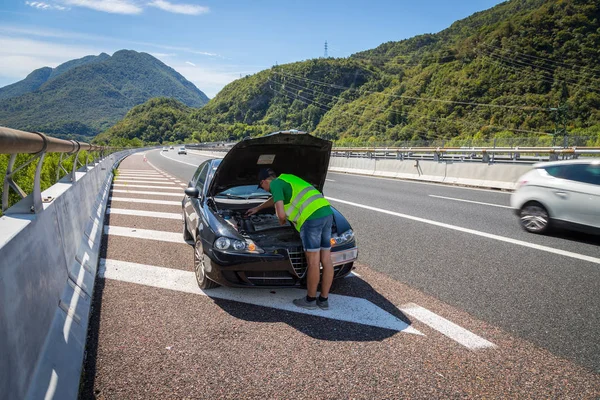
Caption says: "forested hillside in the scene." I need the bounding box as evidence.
[0,50,209,137]
[98,0,600,147]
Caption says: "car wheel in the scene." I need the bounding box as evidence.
[183,218,193,243]
[519,202,551,234]
[194,236,219,289]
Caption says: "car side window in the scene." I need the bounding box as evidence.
[543,166,563,178]
[560,164,600,185]
[195,164,209,191]
[191,161,209,184]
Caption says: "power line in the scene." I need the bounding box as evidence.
[272,70,548,111]
[268,77,552,136]
[478,47,600,94]
[481,43,600,79]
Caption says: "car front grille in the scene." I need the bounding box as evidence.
[287,247,308,278]
[244,270,297,286]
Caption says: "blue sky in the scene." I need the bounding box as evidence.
[0,0,505,97]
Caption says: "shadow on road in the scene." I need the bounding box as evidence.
[546,228,600,246]
[78,200,113,400]
[211,275,414,342]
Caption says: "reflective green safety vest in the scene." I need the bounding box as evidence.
[277,174,331,232]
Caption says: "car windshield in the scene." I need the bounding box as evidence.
[215,185,270,200]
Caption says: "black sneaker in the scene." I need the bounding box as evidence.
[316,297,329,310]
[293,297,318,310]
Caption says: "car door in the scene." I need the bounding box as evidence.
[184,161,210,235]
[559,163,600,228]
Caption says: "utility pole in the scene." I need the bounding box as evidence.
[324,41,328,58]
[549,102,568,148]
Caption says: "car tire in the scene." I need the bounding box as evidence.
[194,236,219,289]
[183,218,193,243]
[519,201,551,234]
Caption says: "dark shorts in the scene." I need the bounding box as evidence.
[299,214,333,253]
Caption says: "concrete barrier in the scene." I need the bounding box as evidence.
[0,150,134,400]
[192,149,529,190]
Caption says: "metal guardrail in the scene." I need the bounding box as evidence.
[0,126,108,214]
[187,143,600,164]
[330,146,600,164]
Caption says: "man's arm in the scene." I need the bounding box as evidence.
[246,197,274,216]
[274,200,286,225]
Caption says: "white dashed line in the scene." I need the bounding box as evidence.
[400,303,495,349]
[115,179,176,185]
[118,169,161,173]
[112,183,183,190]
[107,208,182,220]
[108,197,181,206]
[326,197,600,266]
[428,195,512,209]
[104,226,185,243]
[98,259,422,335]
[111,189,183,197]
[115,176,170,181]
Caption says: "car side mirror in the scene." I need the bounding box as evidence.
[185,187,200,198]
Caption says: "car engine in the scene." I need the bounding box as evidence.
[218,210,291,234]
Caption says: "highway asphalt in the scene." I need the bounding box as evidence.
[80,149,600,399]
[149,148,600,373]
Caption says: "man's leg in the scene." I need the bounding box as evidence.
[305,250,320,298]
[319,249,334,298]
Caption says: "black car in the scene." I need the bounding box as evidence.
[182,131,358,289]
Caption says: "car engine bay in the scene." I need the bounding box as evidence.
[217,209,301,248]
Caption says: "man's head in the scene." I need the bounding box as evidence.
[257,168,276,191]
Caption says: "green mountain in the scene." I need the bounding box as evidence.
[99,0,600,147]
[0,50,209,137]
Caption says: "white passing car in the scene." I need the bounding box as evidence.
[510,159,600,234]
[178,146,187,155]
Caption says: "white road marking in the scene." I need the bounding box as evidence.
[328,171,512,194]
[115,179,176,185]
[326,197,600,266]
[326,178,336,182]
[347,271,361,278]
[109,197,181,206]
[112,183,182,190]
[98,259,422,335]
[118,169,161,173]
[116,176,169,181]
[107,208,182,220]
[104,226,185,243]
[400,303,495,350]
[159,150,202,167]
[111,189,183,197]
[428,195,512,209]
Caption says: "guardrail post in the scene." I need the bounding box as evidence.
[71,141,82,182]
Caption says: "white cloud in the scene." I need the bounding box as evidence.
[25,1,67,10]
[172,64,257,98]
[0,36,100,81]
[185,61,195,66]
[147,0,208,15]
[150,52,176,58]
[60,0,142,14]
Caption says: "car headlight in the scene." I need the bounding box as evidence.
[214,237,264,254]
[330,229,354,247]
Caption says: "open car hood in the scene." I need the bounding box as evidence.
[207,132,332,197]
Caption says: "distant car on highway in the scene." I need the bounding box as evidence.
[182,131,357,289]
[170,145,174,150]
[510,159,600,234]
[162,146,168,151]
[178,146,187,155]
